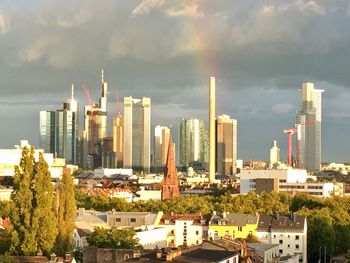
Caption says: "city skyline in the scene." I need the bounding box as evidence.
[1,1,350,162]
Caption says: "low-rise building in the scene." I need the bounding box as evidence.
[247,243,280,263]
[107,211,167,249]
[159,214,210,247]
[208,213,259,240]
[0,140,65,179]
[240,169,342,197]
[256,214,307,263]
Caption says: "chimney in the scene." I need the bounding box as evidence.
[78,207,85,216]
[65,253,71,261]
[50,253,56,261]
[223,212,227,219]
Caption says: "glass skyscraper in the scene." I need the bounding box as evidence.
[39,111,56,154]
[123,97,151,172]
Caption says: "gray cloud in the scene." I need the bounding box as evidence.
[0,0,349,161]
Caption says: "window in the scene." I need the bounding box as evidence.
[170,230,175,235]
[279,249,283,254]
[273,235,276,238]
[279,240,283,244]
[225,230,229,236]
[295,235,299,240]
[296,244,299,249]
[196,230,199,235]
[130,218,136,223]
[287,244,290,248]
[238,226,242,232]
[115,218,121,223]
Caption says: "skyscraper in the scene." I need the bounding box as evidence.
[83,70,108,168]
[209,76,216,183]
[297,83,324,172]
[216,114,237,175]
[179,118,208,166]
[39,111,56,154]
[269,140,280,169]
[123,97,151,172]
[55,85,79,164]
[154,125,171,166]
[113,114,124,168]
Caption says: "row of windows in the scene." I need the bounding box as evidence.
[116,218,136,223]
[274,234,300,240]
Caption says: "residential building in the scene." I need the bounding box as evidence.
[269,141,280,169]
[123,96,151,172]
[216,114,237,175]
[107,211,167,249]
[296,82,324,172]
[159,214,210,247]
[154,125,171,166]
[179,118,208,166]
[256,214,307,263]
[208,213,259,240]
[247,243,280,263]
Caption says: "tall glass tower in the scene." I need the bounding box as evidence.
[39,111,56,154]
[297,83,324,172]
[123,97,151,172]
[56,85,79,164]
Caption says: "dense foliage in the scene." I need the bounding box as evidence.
[9,149,57,255]
[86,227,140,249]
[1,147,76,257]
[76,188,350,261]
[55,172,77,256]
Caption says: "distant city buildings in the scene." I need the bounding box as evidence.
[40,85,78,164]
[179,118,208,167]
[216,114,237,176]
[154,126,171,166]
[269,140,280,169]
[113,113,124,168]
[123,96,151,172]
[297,83,324,172]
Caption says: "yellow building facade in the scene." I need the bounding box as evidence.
[208,213,259,239]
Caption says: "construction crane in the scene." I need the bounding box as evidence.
[283,120,315,169]
[283,127,297,167]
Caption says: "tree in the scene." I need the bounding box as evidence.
[32,153,57,255]
[9,147,58,255]
[55,172,77,256]
[86,227,140,249]
[9,146,37,255]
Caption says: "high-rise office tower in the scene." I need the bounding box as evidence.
[154,125,171,166]
[209,77,216,183]
[216,114,237,175]
[123,97,151,172]
[39,111,56,154]
[83,70,108,168]
[56,85,79,164]
[269,140,280,169]
[179,118,208,166]
[113,114,124,168]
[297,83,324,172]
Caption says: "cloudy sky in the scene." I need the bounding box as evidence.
[0,0,350,162]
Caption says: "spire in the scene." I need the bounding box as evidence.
[162,135,179,200]
[71,84,74,100]
[101,69,104,84]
